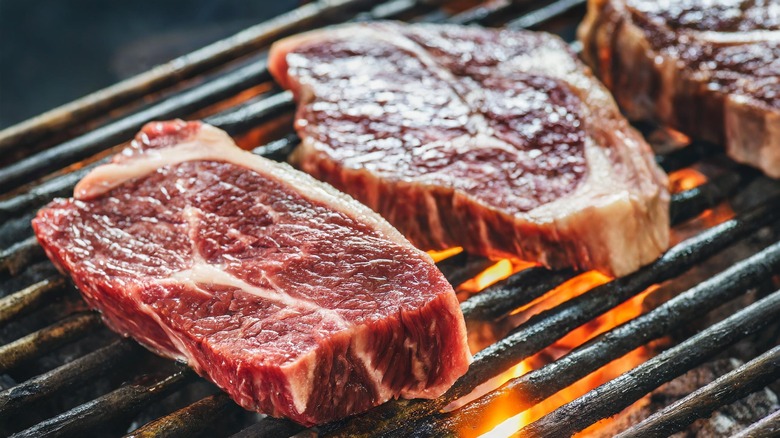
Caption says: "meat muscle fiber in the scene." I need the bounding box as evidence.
[579,0,780,177]
[269,22,670,277]
[32,120,471,426]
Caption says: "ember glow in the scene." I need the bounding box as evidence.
[669,168,707,192]
[459,259,533,293]
[669,168,735,243]
[510,271,611,325]
[428,246,464,262]
[427,162,731,437]
[435,254,659,438]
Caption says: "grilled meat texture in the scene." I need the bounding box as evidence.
[32,120,471,426]
[270,22,670,276]
[579,0,780,177]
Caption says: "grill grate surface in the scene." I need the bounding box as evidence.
[1,0,779,437]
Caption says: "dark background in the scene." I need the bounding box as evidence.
[0,0,298,129]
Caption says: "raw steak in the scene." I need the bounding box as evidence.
[579,0,780,177]
[269,22,670,277]
[32,120,471,426]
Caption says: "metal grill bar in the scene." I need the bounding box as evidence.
[0,0,383,154]
[0,168,741,288]
[250,133,301,161]
[124,393,234,438]
[654,140,712,172]
[421,240,780,436]
[0,168,90,223]
[0,0,438,192]
[203,90,295,135]
[0,237,45,276]
[3,0,779,436]
[460,267,576,321]
[0,62,272,190]
[437,253,497,287]
[669,169,751,225]
[0,339,139,417]
[356,0,423,21]
[0,277,65,325]
[506,0,586,29]
[10,368,195,438]
[733,408,780,438]
[447,0,512,25]
[324,198,780,436]
[519,288,780,437]
[0,0,434,192]
[454,197,780,401]
[0,0,589,208]
[0,312,101,373]
[617,345,780,438]
[229,417,306,438]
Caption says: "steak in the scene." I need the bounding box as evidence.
[269,22,670,277]
[32,120,471,426]
[579,0,780,177]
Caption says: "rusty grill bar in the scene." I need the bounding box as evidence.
[1,0,779,437]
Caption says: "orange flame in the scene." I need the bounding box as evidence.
[667,167,735,244]
[669,168,707,193]
[427,247,464,262]
[458,259,527,293]
[668,167,735,242]
[441,164,729,436]
[450,261,657,438]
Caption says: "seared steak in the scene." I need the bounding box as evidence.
[269,22,669,276]
[32,120,471,426]
[579,0,780,177]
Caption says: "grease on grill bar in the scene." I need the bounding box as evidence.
[1,0,779,437]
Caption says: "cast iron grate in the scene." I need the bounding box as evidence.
[0,1,778,437]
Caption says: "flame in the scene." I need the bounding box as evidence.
[664,128,690,145]
[482,361,533,437]
[459,259,515,292]
[667,168,735,242]
[669,168,707,192]
[509,271,611,325]
[454,262,657,438]
[428,247,464,262]
[647,126,690,151]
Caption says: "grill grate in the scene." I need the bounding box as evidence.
[522,288,780,437]
[619,345,780,438]
[1,0,779,437]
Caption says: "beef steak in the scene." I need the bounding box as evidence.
[579,0,780,177]
[32,120,471,426]
[269,22,670,276]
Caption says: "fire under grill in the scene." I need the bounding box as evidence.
[1,0,779,437]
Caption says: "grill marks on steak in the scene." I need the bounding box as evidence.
[270,22,670,276]
[579,0,780,177]
[32,120,471,426]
